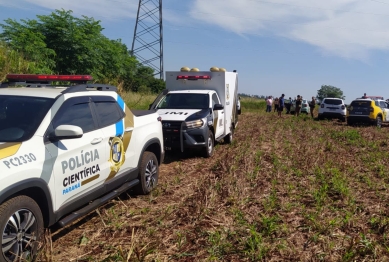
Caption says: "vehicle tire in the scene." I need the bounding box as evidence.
[0,195,43,262]
[203,130,214,158]
[376,116,382,128]
[134,151,159,195]
[341,117,346,122]
[347,120,353,126]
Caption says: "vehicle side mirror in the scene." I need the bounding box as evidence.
[213,104,224,111]
[50,125,83,141]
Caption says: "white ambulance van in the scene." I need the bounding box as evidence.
[149,67,241,157]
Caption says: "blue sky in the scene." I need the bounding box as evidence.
[1,0,389,103]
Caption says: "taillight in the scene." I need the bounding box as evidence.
[370,107,374,112]
[321,104,324,108]
[303,104,307,107]
[157,116,162,121]
[341,105,345,110]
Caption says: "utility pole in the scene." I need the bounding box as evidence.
[131,0,163,80]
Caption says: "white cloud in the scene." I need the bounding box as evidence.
[190,0,389,60]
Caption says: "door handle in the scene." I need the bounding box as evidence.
[125,127,134,132]
[91,138,103,144]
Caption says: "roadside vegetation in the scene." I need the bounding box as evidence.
[38,96,389,261]
[0,9,165,93]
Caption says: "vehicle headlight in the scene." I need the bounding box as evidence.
[185,119,204,129]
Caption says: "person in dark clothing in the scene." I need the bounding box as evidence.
[309,96,316,118]
[295,95,302,116]
[278,94,285,117]
[274,97,279,112]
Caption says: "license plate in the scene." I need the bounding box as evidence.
[355,112,362,114]
[330,109,336,111]
[165,146,172,150]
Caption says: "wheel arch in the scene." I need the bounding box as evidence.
[139,138,163,166]
[0,178,54,227]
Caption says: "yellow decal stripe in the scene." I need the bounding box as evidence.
[123,107,134,151]
[81,174,100,186]
[105,106,135,182]
[105,171,117,182]
[0,143,22,160]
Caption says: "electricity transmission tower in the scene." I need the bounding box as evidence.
[131,0,163,79]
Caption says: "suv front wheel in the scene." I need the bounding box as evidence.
[0,195,43,262]
[203,130,214,158]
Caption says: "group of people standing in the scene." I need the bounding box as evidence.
[265,95,316,118]
[266,94,285,117]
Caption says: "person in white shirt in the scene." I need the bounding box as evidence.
[266,96,273,112]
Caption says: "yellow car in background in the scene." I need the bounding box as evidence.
[347,98,389,127]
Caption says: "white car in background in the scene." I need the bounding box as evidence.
[318,98,346,121]
[290,99,310,114]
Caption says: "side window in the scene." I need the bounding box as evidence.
[380,101,387,108]
[212,94,220,107]
[53,103,96,133]
[375,101,380,107]
[94,101,124,128]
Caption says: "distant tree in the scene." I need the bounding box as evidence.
[317,85,345,101]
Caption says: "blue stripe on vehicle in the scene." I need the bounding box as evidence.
[115,94,125,136]
[117,95,125,110]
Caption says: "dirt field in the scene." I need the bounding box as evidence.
[39,110,389,261]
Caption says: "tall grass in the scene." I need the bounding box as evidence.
[118,89,157,110]
[241,97,266,112]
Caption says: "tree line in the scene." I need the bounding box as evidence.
[0,9,165,93]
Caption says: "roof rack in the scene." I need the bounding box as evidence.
[0,74,117,93]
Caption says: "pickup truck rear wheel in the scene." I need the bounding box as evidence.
[203,130,214,158]
[134,151,159,195]
[0,195,43,262]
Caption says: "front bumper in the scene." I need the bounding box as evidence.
[162,121,208,151]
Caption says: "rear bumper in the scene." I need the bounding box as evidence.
[347,116,374,124]
[319,112,346,118]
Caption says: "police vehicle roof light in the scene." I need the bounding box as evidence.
[176,75,211,80]
[6,74,93,82]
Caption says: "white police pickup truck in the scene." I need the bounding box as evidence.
[149,67,240,158]
[0,74,164,261]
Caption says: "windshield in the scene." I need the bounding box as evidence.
[0,95,54,142]
[156,93,209,109]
